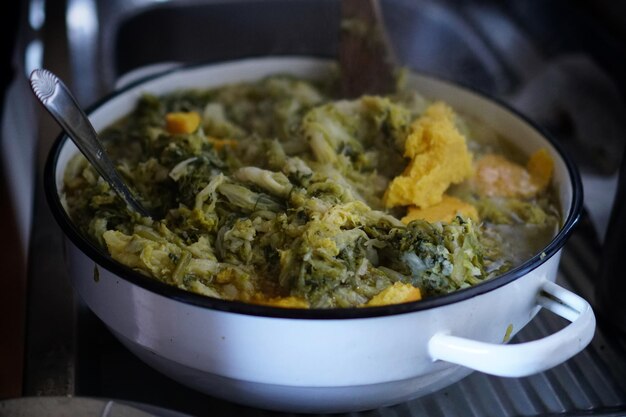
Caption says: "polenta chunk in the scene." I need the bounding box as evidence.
[384,102,473,208]
[402,195,478,224]
[365,282,422,307]
[165,111,201,134]
[207,136,238,151]
[252,295,310,309]
[473,149,553,198]
[527,148,554,191]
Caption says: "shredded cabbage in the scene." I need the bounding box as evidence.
[63,75,559,308]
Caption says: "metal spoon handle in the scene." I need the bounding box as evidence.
[30,69,150,218]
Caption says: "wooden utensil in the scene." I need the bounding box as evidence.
[339,0,396,97]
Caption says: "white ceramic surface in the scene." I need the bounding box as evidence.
[47,57,594,413]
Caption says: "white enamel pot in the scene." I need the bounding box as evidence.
[44,57,594,413]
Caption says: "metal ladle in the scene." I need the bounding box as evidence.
[30,68,151,218]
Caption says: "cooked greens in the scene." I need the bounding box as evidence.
[63,75,560,308]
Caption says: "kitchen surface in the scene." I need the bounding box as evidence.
[2,0,626,415]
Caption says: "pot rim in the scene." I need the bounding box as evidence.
[43,56,584,320]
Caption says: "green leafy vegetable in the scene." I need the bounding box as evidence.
[62,74,560,308]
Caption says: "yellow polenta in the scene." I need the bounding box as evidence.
[165,111,202,134]
[472,149,554,198]
[384,102,473,208]
[365,282,422,307]
[402,195,479,224]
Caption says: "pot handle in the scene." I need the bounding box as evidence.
[428,280,595,377]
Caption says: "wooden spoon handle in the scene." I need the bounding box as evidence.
[339,0,396,98]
